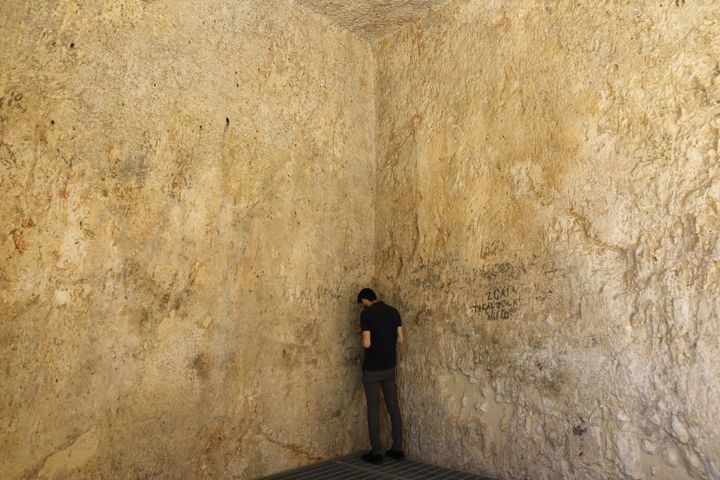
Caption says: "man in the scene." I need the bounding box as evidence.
[357,288,404,464]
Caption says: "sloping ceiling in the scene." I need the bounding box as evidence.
[296,0,452,41]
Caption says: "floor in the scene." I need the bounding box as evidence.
[265,453,494,480]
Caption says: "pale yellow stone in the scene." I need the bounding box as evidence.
[298,0,452,41]
[373,0,720,479]
[37,429,99,479]
[3,0,720,479]
[1,1,374,478]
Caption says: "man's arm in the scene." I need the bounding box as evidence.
[360,310,371,348]
[397,326,404,345]
[362,330,371,349]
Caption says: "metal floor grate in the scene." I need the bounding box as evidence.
[265,453,494,480]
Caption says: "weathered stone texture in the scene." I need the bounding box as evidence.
[1,1,375,478]
[374,1,720,479]
[4,0,720,478]
[297,0,452,41]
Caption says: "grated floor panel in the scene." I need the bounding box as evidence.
[265,453,494,480]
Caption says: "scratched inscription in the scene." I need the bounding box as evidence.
[470,285,519,320]
[409,256,525,321]
[287,286,345,303]
[0,143,17,168]
[478,240,506,259]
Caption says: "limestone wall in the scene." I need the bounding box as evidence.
[0,1,375,478]
[374,1,720,479]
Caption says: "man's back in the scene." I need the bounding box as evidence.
[360,301,402,371]
[356,289,405,462]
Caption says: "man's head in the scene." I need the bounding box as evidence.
[357,288,377,308]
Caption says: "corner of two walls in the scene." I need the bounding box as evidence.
[372,1,720,480]
[3,0,718,478]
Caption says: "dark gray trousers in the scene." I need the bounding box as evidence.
[362,367,403,455]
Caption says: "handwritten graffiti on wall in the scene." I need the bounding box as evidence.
[469,285,519,320]
[479,240,506,259]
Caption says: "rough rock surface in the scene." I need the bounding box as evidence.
[297,0,451,42]
[374,1,720,479]
[0,1,375,478]
[4,0,720,479]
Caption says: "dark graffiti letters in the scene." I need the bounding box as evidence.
[470,284,519,320]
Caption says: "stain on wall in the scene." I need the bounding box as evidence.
[374,1,720,479]
[0,1,375,478]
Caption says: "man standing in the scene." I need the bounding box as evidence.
[357,288,404,464]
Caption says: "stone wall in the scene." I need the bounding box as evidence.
[0,1,375,478]
[4,0,720,478]
[374,1,720,479]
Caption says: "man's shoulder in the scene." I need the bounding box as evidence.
[379,301,398,311]
[378,302,400,318]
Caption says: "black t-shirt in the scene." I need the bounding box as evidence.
[360,301,402,371]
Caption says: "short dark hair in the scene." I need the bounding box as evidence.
[357,288,377,303]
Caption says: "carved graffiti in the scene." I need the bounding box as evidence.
[470,285,519,320]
